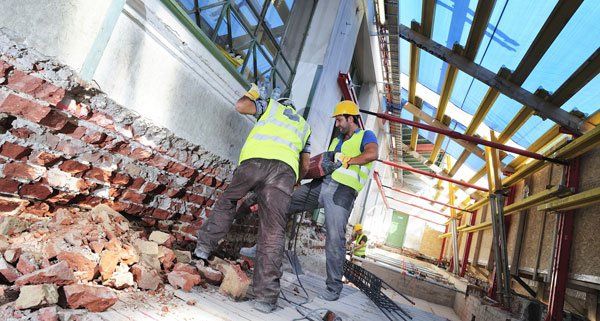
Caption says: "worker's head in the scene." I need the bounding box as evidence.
[332,100,360,134]
[353,224,363,233]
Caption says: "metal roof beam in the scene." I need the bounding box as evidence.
[428,0,496,163]
[394,24,585,133]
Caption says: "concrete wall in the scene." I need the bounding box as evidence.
[0,0,252,162]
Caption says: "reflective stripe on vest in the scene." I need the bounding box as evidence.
[328,130,373,192]
[354,234,366,256]
[239,99,310,180]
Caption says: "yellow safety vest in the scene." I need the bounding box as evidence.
[328,130,373,192]
[354,234,366,257]
[239,99,311,180]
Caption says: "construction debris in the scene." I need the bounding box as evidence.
[0,202,251,319]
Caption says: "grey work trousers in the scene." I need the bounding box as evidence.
[195,158,296,304]
[288,176,357,295]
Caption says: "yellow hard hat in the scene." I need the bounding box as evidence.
[353,224,363,232]
[332,100,359,117]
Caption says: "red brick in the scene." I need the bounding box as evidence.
[39,110,69,130]
[0,93,51,123]
[141,217,156,226]
[57,252,97,281]
[130,147,152,161]
[31,151,62,166]
[200,175,216,187]
[123,203,144,216]
[0,60,12,78]
[83,131,107,145]
[110,141,130,156]
[0,142,31,160]
[142,182,165,194]
[16,261,73,287]
[56,140,86,157]
[111,173,131,187]
[10,127,33,139]
[16,253,39,275]
[4,162,45,180]
[84,167,112,182]
[77,196,103,208]
[0,256,21,282]
[131,265,161,290]
[185,193,205,205]
[205,198,215,207]
[167,270,201,292]
[121,190,146,204]
[56,100,91,119]
[0,199,22,212]
[88,113,114,128]
[19,182,53,200]
[34,82,66,106]
[60,284,117,312]
[146,154,170,169]
[107,201,129,212]
[47,192,77,204]
[166,188,185,198]
[179,167,197,179]
[0,178,20,194]
[6,70,44,94]
[58,160,89,174]
[166,162,186,175]
[67,126,87,140]
[152,208,173,220]
[129,177,145,190]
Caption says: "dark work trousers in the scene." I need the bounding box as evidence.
[288,176,357,295]
[195,158,296,304]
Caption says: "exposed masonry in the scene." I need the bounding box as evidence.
[0,29,235,246]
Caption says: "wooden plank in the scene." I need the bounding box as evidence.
[394,24,584,133]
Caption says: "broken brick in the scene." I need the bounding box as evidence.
[167,270,201,292]
[19,182,53,200]
[16,253,39,275]
[131,264,162,291]
[84,167,112,182]
[0,198,21,212]
[59,284,117,312]
[39,110,69,131]
[88,112,114,128]
[0,255,21,282]
[152,208,173,220]
[218,263,250,300]
[0,92,51,123]
[158,246,176,271]
[111,173,131,187]
[15,261,75,286]
[4,248,21,264]
[57,251,97,281]
[149,231,175,247]
[195,261,223,285]
[10,127,33,139]
[31,151,62,166]
[130,147,153,161]
[121,189,146,204]
[0,142,31,160]
[4,162,45,180]
[14,284,59,310]
[99,250,120,281]
[58,160,89,174]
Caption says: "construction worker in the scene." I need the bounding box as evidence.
[287,100,378,301]
[193,83,311,313]
[350,224,367,258]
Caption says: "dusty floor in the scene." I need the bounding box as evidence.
[80,270,457,321]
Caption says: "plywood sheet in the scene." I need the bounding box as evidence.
[419,225,443,258]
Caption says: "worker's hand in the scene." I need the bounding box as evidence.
[340,155,353,169]
[243,83,260,101]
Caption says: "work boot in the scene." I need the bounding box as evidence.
[254,301,276,313]
[318,289,340,301]
[239,244,257,258]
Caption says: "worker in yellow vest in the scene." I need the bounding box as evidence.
[287,100,378,301]
[350,223,367,258]
[193,83,311,313]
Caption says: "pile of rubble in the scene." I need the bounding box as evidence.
[0,201,251,320]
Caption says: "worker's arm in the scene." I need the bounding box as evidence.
[299,152,310,181]
[347,142,378,166]
[355,240,367,250]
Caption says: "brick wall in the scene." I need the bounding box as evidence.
[0,32,234,246]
